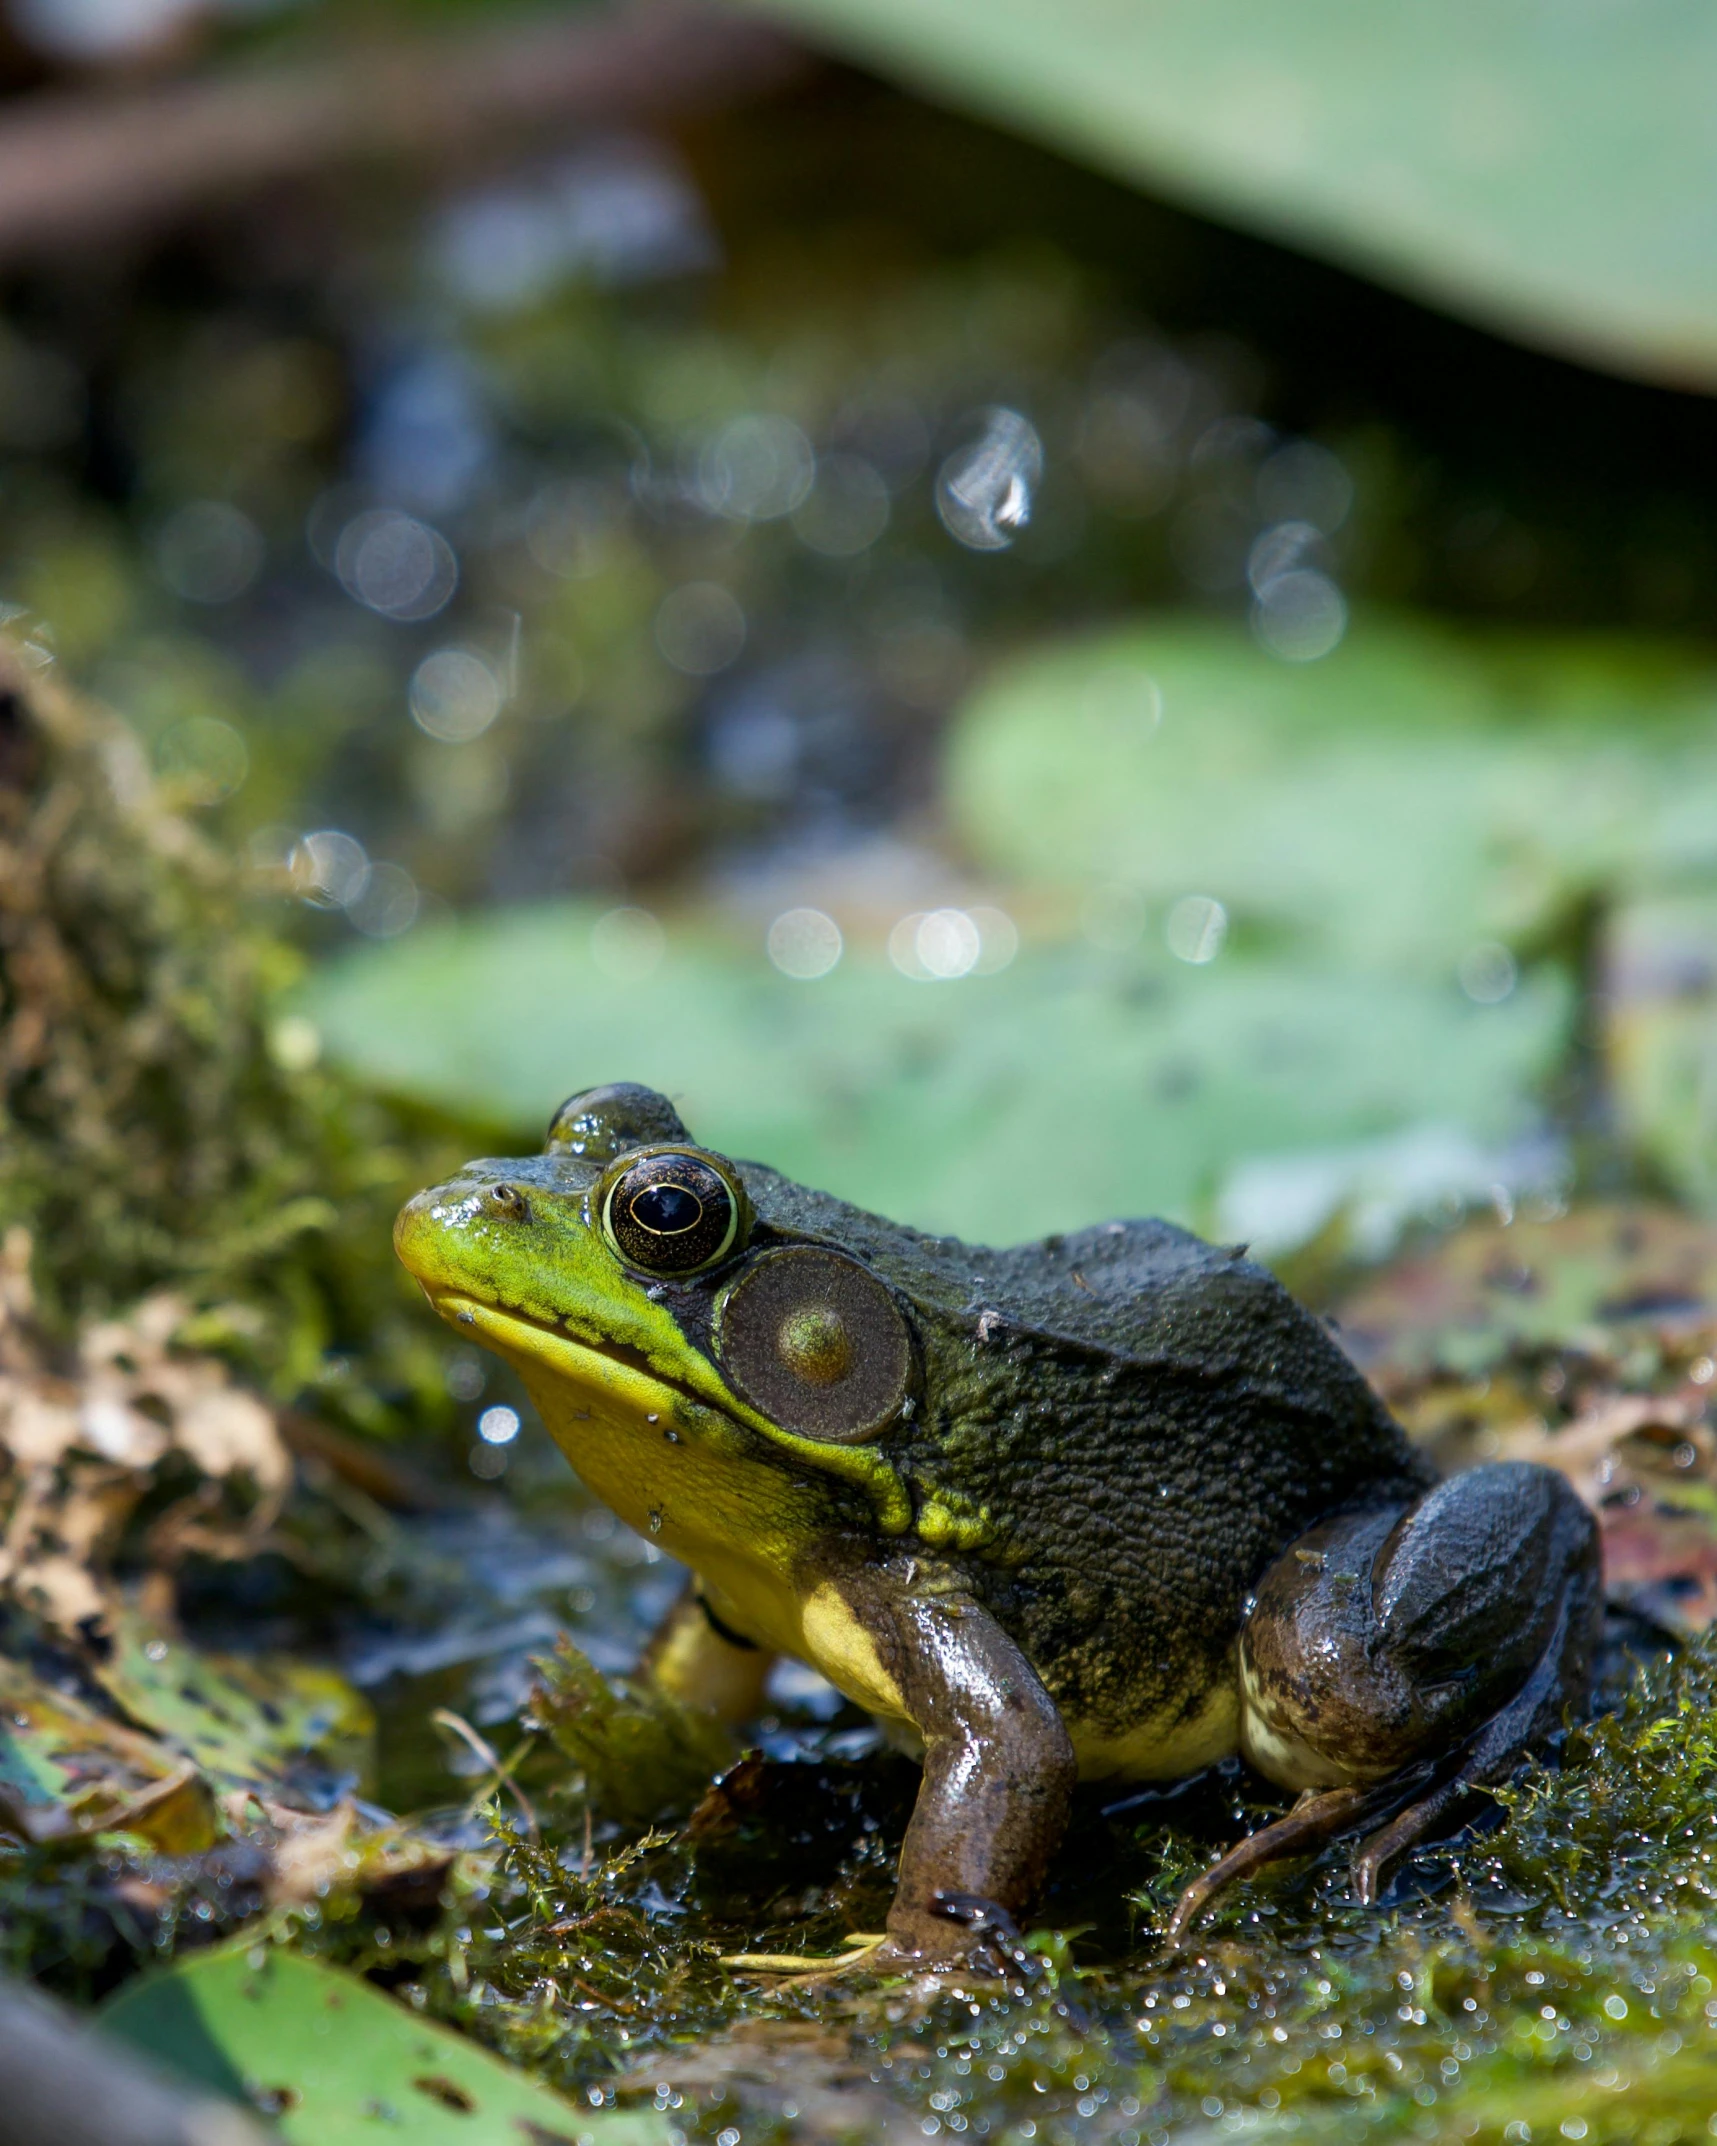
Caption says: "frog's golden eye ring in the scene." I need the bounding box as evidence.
[599,1148,745,1276]
[714,1247,912,1444]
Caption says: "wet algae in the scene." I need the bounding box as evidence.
[358,1622,1717,2146]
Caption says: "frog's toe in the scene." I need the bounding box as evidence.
[1349,1777,1468,1906]
[872,1892,1023,1978]
[1166,1782,1381,1945]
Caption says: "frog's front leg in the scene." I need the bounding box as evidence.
[839,1563,1077,1969]
[1171,1462,1600,1940]
[642,1582,776,1726]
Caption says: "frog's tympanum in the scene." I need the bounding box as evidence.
[396,1084,1600,1967]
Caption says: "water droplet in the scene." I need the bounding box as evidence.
[935,408,1042,552]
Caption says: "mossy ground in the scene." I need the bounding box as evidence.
[255,1608,1717,2146]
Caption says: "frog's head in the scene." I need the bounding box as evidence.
[395,1084,918,1570]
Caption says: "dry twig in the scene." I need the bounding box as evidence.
[0,3,807,263]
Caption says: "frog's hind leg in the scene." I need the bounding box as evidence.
[1170,1463,1600,1939]
[1346,1571,1590,1905]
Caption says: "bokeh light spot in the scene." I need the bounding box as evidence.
[968,906,1020,974]
[410,648,504,743]
[347,861,420,939]
[268,1016,322,1073]
[1251,568,1347,661]
[155,715,249,805]
[335,509,458,621]
[655,582,745,675]
[766,907,843,979]
[1459,941,1519,1003]
[791,454,891,557]
[890,907,984,980]
[155,501,264,605]
[1256,440,1354,533]
[1166,894,1228,964]
[697,413,814,521]
[935,407,1042,551]
[590,905,665,978]
[289,829,369,910]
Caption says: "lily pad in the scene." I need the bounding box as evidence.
[0,1652,216,1853]
[756,0,1717,384]
[947,613,1717,980]
[303,905,1564,1247]
[100,1944,666,2145]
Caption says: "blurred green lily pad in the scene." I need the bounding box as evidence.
[101,1944,664,2145]
[758,0,1717,383]
[947,612,1717,978]
[304,903,1565,1247]
[0,1653,216,1852]
[0,1614,371,1854]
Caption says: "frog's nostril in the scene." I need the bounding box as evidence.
[490,1182,531,1221]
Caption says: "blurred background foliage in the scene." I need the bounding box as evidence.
[4,0,1717,1261]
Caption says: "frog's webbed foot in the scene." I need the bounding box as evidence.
[1345,1582,1591,1902]
[857,1896,1018,1979]
[1170,1463,1601,1942]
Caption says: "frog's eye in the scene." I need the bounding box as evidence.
[715,1247,912,1444]
[600,1149,745,1276]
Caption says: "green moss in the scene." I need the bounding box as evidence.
[280,1632,1707,2146]
[0,638,500,1436]
[523,1639,739,1829]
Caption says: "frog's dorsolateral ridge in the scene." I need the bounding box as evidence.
[395,1082,1600,1969]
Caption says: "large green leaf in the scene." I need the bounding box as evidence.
[947,612,1717,980]
[302,900,1564,1249]
[101,1945,665,2146]
[751,0,1717,384]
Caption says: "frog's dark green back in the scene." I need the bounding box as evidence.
[745,1164,1430,1753]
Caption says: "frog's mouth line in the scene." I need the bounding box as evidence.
[425,1289,731,1428]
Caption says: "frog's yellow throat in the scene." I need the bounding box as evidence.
[430,1291,918,1702]
[432,1284,891,1574]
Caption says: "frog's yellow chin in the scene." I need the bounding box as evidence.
[421,1292,818,1590]
[428,1291,717,1440]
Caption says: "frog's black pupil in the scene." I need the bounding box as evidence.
[631,1183,702,1235]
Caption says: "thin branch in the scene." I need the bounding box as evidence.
[0,3,808,264]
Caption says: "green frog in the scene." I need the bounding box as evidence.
[395,1083,1600,1967]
